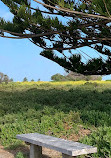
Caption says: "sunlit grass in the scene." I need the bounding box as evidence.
[14,80,111,86]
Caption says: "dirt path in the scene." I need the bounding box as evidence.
[0,145,61,158]
[0,145,14,158]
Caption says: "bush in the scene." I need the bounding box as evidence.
[81,110,111,127]
[51,73,65,81]
[81,126,111,157]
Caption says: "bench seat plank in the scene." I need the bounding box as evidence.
[16,133,97,157]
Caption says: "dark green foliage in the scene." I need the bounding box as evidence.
[81,110,111,127]
[0,0,111,75]
[91,0,111,16]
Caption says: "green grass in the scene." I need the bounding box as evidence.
[0,82,111,157]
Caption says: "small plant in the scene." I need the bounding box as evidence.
[64,111,81,123]
[15,152,24,158]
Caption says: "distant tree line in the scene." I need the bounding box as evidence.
[0,72,13,84]
[0,73,41,83]
[23,77,41,82]
[51,72,102,81]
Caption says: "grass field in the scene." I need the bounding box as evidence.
[0,81,111,157]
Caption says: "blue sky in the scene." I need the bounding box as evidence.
[0,1,110,81]
[0,1,65,81]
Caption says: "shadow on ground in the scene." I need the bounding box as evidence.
[6,145,52,158]
[0,86,111,115]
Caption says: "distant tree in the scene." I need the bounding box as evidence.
[85,76,92,81]
[31,79,34,82]
[38,78,41,81]
[0,72,12,84]
[66,72,102,81]
[66,72,85,81]
[51,73,65,81]
[85,75,102,81]
[3,75,9,84]
[10,78,13,82]
[23,77,28,82]
[51,72,102,81]
[0,72,4,83]
[0,72,13,84]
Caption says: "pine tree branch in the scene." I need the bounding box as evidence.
[1,29,111,42]
[33,0,111,20]
[30,7,63,16]
[45,41,98,50]
[0,29,60,38]
[103,0,111,17]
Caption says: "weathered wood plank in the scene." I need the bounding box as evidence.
[17,133,97,156]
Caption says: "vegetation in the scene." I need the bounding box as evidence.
[51,72,102,81]
[51,73,65,81]
[23,77,28,82]
[15,152,24,158]
[0,81,111,157]
[0,72,13,84]
[0,0,111,75]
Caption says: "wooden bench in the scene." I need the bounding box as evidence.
[16,133,97,158]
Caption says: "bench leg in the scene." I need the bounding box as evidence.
[30,144,42,158]
[62,153,77,158]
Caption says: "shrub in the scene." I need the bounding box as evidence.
[81,110,111,127]
[81,126,111,157]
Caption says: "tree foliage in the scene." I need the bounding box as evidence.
[51,72,102,81]
[0,72,13,83]
[23,77,28,82]
[51,73,65,81]
[0,0,111,75]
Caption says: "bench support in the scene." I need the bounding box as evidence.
[62,153,76,158]
[17,133,97,158]
[30,144,42,158]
